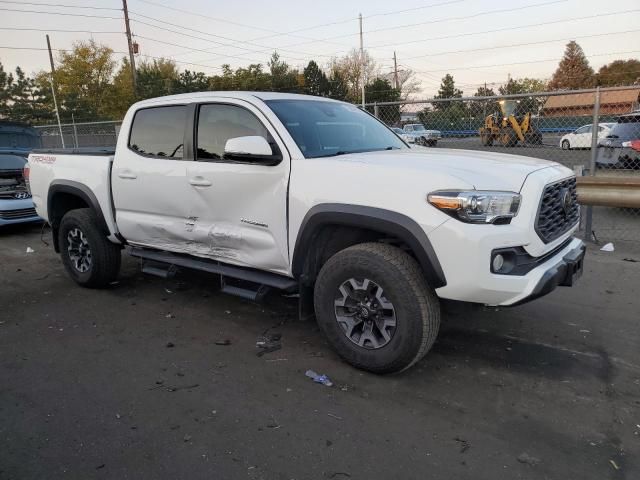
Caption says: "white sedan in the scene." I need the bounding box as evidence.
[560,123,616,150]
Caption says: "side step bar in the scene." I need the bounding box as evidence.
[129,247,298,291]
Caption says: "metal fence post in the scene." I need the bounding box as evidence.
[374,103,379,119]
[584,87,600,242]
[72,113,79,148]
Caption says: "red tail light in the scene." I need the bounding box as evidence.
[626,140,640,152]
[23,164,31,193]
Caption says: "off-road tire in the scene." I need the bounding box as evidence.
[59,208,121,288]
[313,242,440,374]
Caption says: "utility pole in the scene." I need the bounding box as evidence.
[359,13,365,108]
[122,0,137,95]
[46,34,65,148]
[393,51,399,90]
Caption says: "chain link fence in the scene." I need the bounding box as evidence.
[33,120,121,149]
[369,86,640,244]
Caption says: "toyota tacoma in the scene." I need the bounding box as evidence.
[27,92,585,373]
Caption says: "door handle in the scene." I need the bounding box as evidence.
[118,170,137,180]
[189,177,212,187]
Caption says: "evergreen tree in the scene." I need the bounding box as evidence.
[303,60,329,96]
[433,74,463,111]
[548,41,594,90]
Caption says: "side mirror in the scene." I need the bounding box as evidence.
[224,136,273,157]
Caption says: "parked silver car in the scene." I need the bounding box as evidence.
[402,124,441,147]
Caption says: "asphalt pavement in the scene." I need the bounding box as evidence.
[1,223,639,480]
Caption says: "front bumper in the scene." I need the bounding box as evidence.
[510,240,585,306]
[0,198,41,226]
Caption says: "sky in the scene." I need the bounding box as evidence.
[1,0,639,97]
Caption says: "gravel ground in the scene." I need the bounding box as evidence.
[1,223,639,480]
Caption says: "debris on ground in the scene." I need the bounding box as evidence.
[305,369,333,386]
[166,342,175,348]
[600,243,615,252]
[609,459,620,470]
[622,258,638,263]
[183,434,192,442]
[327,472,351,478]
[256,333,282,357]
[165,313,175,319]
[454,436,470,453]
[517,453,541,466]
[215,339,231,346]
[26,247,34,253]
[327,413,343,420]
[166,384,199,392]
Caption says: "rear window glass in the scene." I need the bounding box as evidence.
[609,118,640,140]
[128,106,187,158]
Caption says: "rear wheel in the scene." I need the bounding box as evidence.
[480,131,494,146]
[59,208,121,288]
[313,243,440,374]
[427,139,437,147]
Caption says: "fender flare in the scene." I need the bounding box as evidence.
[47,180,110,251]
[292,204,446,289]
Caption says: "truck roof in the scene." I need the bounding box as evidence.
[132,91,343,109]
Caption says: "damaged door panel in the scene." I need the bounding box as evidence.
[186,101,291,274]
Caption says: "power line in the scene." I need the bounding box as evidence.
[0,7,122,19]
[366,9,640,50]
[0,0,121,10]
[272,0,569,50]
[128,12,337,60]
[0,26,123,34]
[134,35,270,64]
[408,50,640,74]
[130,18,331,61]
[405,29,640,60]
[130,0,347,48]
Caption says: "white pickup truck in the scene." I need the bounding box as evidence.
[27,92,585,373]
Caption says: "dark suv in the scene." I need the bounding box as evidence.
[596,112,640,169]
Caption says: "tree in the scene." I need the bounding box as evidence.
[174,70,209,94]
[548,41,594,90]
[381,68,421,100]
[102,58,135,120]
[365,78,401,125]
[268,52,301,93]
[327,66,348,101]
[0,62,53,124]
[331,49,377,103]
[596,59,640,87]
[469,85,499,122]
[498,77,548,114]
[303,60,329,96]
[433,74,463,111]
[136,58,179,100]
[52,39,116,120]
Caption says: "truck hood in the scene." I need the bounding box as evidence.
[333,148,558,191]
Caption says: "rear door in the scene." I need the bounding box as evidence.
[184,100,291,274]
[112,104,197,252]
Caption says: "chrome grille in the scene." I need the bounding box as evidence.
[535,177,580,244]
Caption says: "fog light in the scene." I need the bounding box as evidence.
[492,254,504,272]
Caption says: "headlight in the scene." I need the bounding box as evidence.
[427,190,521,224]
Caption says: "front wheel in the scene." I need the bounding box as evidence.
[561,139,570,150]
[313,243,440,374]
[59,208,121,288]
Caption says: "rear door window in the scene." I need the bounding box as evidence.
[128,106,187,158]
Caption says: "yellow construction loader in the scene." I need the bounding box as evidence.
[479,99,543,147]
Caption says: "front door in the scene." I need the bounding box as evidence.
[184,100,291,275]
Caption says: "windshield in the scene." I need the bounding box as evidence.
[265,100,406,158]
[409,124,426,132]
[607,120,640,140]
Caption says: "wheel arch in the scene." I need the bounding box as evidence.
[47,180,109,252]
[292,204,446,289]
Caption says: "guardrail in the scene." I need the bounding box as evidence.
[577,176,640,208]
